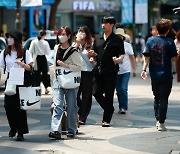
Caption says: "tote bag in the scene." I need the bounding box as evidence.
[55,67,81,89]
[19,86,41,110]
[4,80,16,95]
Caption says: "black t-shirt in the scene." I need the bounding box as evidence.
[93,32,125,75]
[56,48,67,66]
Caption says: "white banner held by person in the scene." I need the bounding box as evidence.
[8,67,24,85]
[21,0,42,7]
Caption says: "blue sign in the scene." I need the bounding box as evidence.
[136,0,147,4]
[0,0,16,7]
[121,0,133,24]
[0,0,55,7]
[43,0,55,5]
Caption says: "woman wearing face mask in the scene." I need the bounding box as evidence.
[73,26,95,125]
[29,30,50,94]
[49,26,82,139]
[0,29,33,141]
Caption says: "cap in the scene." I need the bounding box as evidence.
[6,29,22,43]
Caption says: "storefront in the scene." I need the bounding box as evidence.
[57,0,121,35]
[0,0,54,37]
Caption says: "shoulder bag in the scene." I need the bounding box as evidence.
[55,46,81,89]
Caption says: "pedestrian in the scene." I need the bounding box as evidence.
[29,29,50,94]
[174,30,180,82]
[141,18,177,131]
[135,33,145,63]
[115,22,131,43]
[93,16,125,127]
[115,28,136,114]
[49,26,82,139]
[0,29,6,44]
[73,26,95,125]
[0,29,33,141]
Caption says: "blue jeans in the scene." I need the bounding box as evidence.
[116,72,130,110]
[151,79,172,123]
[51,87,78,135]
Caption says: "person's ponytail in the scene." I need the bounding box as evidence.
[37,30,46,40]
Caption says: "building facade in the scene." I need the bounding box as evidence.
[56,0,121,35]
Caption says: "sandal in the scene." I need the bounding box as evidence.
[79,120,85,125]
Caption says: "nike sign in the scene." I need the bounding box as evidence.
[63,70,72,75]
[27,100,40,106]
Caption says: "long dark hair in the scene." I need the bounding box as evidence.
[56,26,72,45]
[78,26,92,50]
[37,30,46,40]
[5,36,23,58]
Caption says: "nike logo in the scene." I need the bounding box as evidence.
[27,100,40,106]
[63,70,72,75]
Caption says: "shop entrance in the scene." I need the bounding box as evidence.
[76,15,95,35]
[84,16,94,35]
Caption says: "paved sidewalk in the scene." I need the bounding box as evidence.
[0,63,180,154]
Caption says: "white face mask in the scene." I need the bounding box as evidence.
[7,38,14,46]
[58,35,68,43]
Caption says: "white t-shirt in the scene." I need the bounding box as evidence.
[29,39,50,56]
[118,41,134,74]
[78,45,94,72]
[0,50,33,72]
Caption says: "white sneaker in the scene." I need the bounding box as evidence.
[156,121,159,128]
[157,123,167,131]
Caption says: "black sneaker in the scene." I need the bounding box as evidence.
[16,134,24,141]
[49,131,61,140]
[67,132,74,138]
[9,130,17,138]
[102,122,110,127]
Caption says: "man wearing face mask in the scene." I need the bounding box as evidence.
[29,30,51,94]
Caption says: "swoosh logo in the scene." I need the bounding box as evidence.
[27,100,40,106]
[63,70,72,75]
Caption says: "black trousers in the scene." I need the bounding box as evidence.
[151,79,172,123]
[4,88,29,134]
[34,55,50,88]
[93,74,116,123]
[77,71,93,123]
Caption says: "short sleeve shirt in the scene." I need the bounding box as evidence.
[93,33,125,75]
[118,42,134,74]
[143,36,177,80]
[0,50,33,72]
